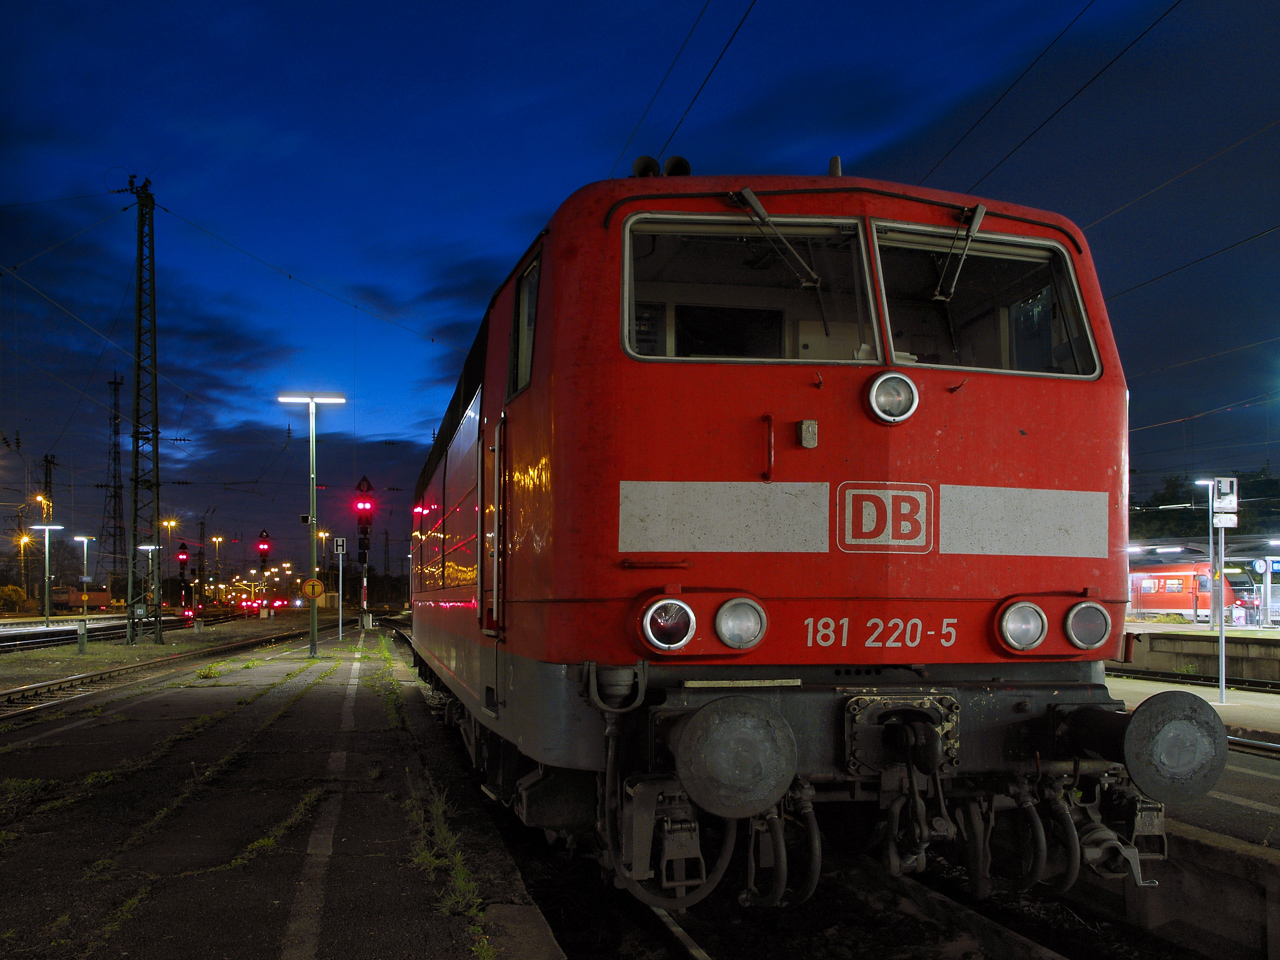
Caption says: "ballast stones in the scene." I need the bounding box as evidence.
[672,696,797,819]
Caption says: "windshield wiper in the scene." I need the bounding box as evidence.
[734,186,830,335]
[932,203,986,302]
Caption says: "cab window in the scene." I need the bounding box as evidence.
[626,218,878,363]
[509,257,540,395]
[875,225,1097,376]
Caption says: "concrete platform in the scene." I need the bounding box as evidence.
[0,624,564,960]
[1089,671,1280,959]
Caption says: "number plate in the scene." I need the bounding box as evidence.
[805,616,959,649]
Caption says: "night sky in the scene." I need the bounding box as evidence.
[2,0,1278,576]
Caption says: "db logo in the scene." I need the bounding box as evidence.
[836,482,933,554]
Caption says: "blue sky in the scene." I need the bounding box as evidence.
[2,0,1278,570]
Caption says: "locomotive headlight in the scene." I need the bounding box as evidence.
[715,598,767,649]
[642,598,696,651]
[1065,601,1112,650]
[869,371,919,423]
[1000,601,1047,651]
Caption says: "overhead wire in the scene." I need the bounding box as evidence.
[43,262,135,454]
[157,205,466,355]
[918,0,1096,186]
[1130,390,1277,434]
[0,262,284,447]
[10,205,134,271]
[967,0,1185,192]
[1084,116,1280,230]
[1105,221,1280,302]
[657,0,759,162]
[0,192,115,210]
[1125,334,1280,380]
[608,0,712,178]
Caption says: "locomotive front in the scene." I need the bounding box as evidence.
[411,170,1227,908]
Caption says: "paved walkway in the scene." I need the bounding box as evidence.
[0,625,562,959]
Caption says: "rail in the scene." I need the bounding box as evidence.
[0,619,352,714]
[0,614,245,655]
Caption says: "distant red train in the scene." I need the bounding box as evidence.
[1128,561,1244,622]
[408,160,1226,907]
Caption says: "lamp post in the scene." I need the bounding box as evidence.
[161,520,177,604]
[318,531,330,590]
[30,524,64,628]
[18,534,30,600]
[1194,480,1214,625]
[278,391,346,656]
[211,536,223,592]
[73,536,94,616]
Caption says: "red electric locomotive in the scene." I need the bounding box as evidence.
[409,159,1226,906]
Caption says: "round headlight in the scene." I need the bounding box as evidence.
[642,598,696,651]
[1000,601,1047,651]
[869,372,919,423]
[715,598,767,649]
[1065,601,1112,650]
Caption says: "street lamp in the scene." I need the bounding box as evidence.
[278,390,346,656]
[18,534,30,600]
[318,531,331,590]
[211,536,223,590]
[30,524,64,628]
[73,536,95,616]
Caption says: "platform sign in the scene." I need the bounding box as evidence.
[1212,477,1237,513]
[333,537,346,555]
[301,578,325,599]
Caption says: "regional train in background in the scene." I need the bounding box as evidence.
[1127,560,1248,622]
[407,157,1227,907]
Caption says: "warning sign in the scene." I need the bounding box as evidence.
[301,578,325,599]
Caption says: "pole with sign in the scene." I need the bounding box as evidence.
[334,537,346,646]
[1212,477,1237,704]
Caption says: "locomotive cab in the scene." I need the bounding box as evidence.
[410,165,1227,908]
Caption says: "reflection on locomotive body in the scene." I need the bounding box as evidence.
[409,165,1227,909]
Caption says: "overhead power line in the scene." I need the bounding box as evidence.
[609,0,712,179]
[657,0,759,162]
[919,0,1095,186]
[157,205,466,354]
[0,192,115,210]
[1105,221,1280,302]
[1130,390,1277,434]
[1126,334,1280,380]
[968,0,1185,193]
[1084,115,1280,230]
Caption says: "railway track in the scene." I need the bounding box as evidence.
[0,620,327,721]
[1109,664,1280,695]
[0,614,225,654]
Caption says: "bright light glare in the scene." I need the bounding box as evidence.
[278,393,346,404]
[1155,547,1182,553]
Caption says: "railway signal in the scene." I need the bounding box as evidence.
[257,529,271,567]
[354,476,373,623]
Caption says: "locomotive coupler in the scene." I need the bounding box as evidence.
[618,777,706,890]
